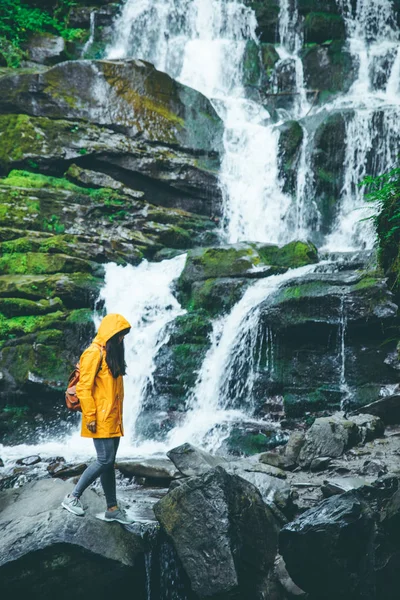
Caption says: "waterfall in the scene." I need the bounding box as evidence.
[167,264,318,452]
[324,0,400,250]
[81,11,96,58]
[106,0,298,245]
[95,256,187,453]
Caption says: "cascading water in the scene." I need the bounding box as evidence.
[100,0,400,449]
[324,0,400,250]
[168,264,318,452]
[106,0,296,245]
[4,1,399,459]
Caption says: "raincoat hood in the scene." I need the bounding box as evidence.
[93,313,131,346]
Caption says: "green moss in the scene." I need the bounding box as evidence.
[260,43,279,76]
[197,246,259,277]
[0,296,63,317]
[189,277,250,316]
[242,39,261,86]
[65,308,93,325]
[0,310,64,340]
[2,169,125,203]
[257,240,319,267]
[168,311,212,345]
[0,252,93,275]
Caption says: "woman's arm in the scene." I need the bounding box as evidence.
[76,346,102,429]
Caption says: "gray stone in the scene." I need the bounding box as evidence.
[16,455,41,466]
[167,442,228,477]
[154,466,279,599]
[361,460,388,477]
[47,462,88,477]
[321,477,369,497]
[298,414,359,468]
[65,164,145,198]
[280,491,375,599]
[24,33,66,65]
[0,59,223,153]
[310,456,332,471]
[0,479,145,598]
[350,395,400,425]
[348,413,385,443]
[116,458,179,481]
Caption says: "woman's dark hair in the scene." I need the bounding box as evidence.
[105,328,130,378]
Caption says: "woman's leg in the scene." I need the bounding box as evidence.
[99,437,120,509]
[72,438,117,499]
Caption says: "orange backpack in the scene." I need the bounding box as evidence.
[65,347,103,412]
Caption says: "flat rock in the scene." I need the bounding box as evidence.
[321,477,369,497]
[0,479,145,598]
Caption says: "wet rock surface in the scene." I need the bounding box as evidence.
[0,478,146,599]
[154,465,280,599]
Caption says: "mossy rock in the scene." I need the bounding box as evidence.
[0,296,64,318]
[0,252,95,275]
[242,40,261,87]
[0,272,103,308]
[222,426,286,456]
[189,278,251,316]
[304,12,345,44]
[278,121,304,194]
[0,310,65,341]
[283,387,342,418]
[178,245,262,287]
[311,110,348,234]
[178,241,318,312]
[298,0,339,14]
[302,41,357,100]
[256,241,318,268]
[167,311,213,345]
[244,0,280,43]
[0,60,223,152]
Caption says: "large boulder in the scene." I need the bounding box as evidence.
[167,442,228,477]
[298,413,384,468]
[166,443,291,512]
[0,478,145,599]
[154,466,279,599]
[279,491,376,600]
[0,113,221,215]
[0,59,223,152]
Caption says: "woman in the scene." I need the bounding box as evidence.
[61,313,133,524]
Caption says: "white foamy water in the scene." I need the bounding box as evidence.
[324,0,400,250]
[0,256,186,462]
[107,0,300,245]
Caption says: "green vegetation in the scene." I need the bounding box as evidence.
[363,168,400,295]
[2,170,126,205]
[0,0,85,66]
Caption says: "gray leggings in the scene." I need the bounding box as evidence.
[72,437,120,509]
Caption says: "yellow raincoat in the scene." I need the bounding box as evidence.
[76,313,131,438]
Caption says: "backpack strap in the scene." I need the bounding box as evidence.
[97,347,103,375]
[91,342,104,376]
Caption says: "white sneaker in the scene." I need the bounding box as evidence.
[104,507,134,524]
[61,493,85,516]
